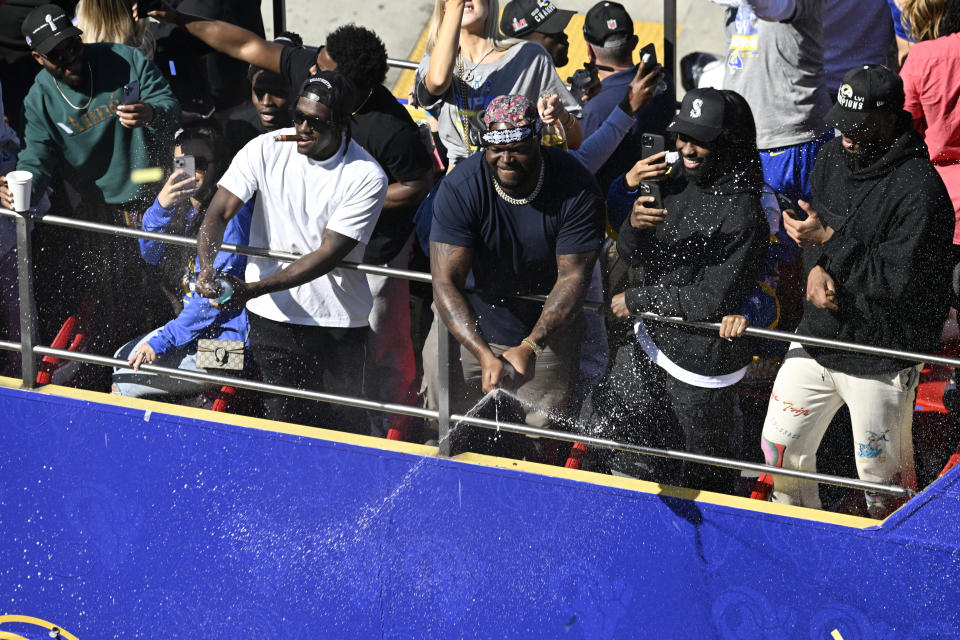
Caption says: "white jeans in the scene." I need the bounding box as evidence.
[760,344,919,516]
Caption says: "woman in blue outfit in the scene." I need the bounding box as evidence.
[112,123,253,397]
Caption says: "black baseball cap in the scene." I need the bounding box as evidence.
[826,64,904,132]
[21,4,82,55]
[667,88,726,142]
[500,0,575,38]
[583,1,633,47]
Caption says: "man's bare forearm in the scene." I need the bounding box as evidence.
[247,228,358,298]
[430,241,495,362]
[527,251,598,345]
[172,12,283,72]
[197,188,243,271]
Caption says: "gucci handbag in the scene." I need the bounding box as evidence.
[196,339,244,371]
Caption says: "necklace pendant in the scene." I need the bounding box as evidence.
[462,70,473,83]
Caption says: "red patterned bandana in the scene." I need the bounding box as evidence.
[481,94,538,127]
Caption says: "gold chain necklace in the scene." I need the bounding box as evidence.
[492,159,545,206]
[53,63,93,110]
[351,88,374,116]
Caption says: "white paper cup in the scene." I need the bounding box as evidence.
[5,170,33,212]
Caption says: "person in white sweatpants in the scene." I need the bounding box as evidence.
[761,344,920,516]
[756,65,954,519]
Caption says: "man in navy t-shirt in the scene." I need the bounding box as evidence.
[424,95,604,443]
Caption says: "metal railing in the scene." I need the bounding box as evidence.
[2,204,951,500]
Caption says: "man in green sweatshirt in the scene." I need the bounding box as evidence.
[1,4,179,216]
[0,4,180,384]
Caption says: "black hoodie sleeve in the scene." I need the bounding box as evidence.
[817,174,953,303]
[624,199,768,320]
[615,215,659,267]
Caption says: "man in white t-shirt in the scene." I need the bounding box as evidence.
[195,71,388,431]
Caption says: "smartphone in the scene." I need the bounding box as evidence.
[641,133,666,160]
[173,154,196,178]
[639,42,658,67]
[122,80,140,105]
[639,181,663,209]
[776,192,806,221]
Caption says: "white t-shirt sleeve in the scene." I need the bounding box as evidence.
[217,136,264,203]
[324,161,388,246]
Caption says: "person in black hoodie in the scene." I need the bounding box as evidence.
[760,64,954,519]
[581,88,769,494]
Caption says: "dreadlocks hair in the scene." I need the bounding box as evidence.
[323,24,389,90]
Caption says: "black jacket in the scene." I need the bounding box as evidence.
[799,116,954,374]
[619,167,769,377]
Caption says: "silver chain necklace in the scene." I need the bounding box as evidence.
[492,159,545,206]
[53,63,93,110]
[457,45,495,83]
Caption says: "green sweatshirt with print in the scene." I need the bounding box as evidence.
[17,42,180,206]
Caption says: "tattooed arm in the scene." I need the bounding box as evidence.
[500,249,599,385]
[430,241,507,392]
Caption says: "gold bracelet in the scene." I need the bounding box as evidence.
[521,338,543,359]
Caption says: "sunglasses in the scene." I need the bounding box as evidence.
[44,37,82,67]
[292,109,335,133]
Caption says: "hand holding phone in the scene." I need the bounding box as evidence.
[639,181,663,209]
[641,133,666,160]
[173,154,196,179]
[776,192,806,221]
[639,43,658,68]
[122,80,141,105]
[638,43,667,97]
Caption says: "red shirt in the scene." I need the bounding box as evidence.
[902,33,960,240]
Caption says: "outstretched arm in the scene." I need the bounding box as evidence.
[142,2,284,72]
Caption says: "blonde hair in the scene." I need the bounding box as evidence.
[426,0,518,53]
[75,0,156,58]
[901,0,948,41]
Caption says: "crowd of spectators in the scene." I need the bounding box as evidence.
[0,0,958,519]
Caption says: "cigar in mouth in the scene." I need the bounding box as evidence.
[274,134,301,142]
